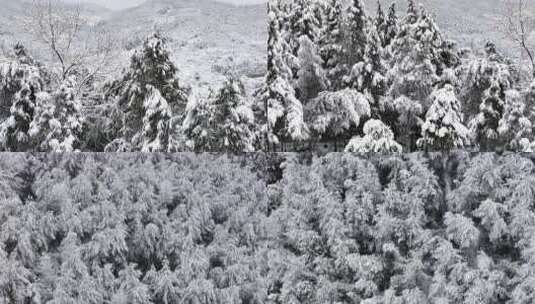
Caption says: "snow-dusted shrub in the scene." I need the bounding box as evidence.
[307,88,371,139]
[345,119,402,153]
[418,84,470,151]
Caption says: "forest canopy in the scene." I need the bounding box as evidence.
[1,153,535,303]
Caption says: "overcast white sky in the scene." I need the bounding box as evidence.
[65,0,265,10]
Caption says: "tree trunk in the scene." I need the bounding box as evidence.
[442,152,452,205]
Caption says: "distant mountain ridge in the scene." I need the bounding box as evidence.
[1,0,515,91]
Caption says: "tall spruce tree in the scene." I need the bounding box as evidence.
[185,77,256,152]
[104,32,190,152]
[296,35,328,104]
[383,3,398,48]
[29,77,84,152]
[375,1,387,48]
[140,85,172,152]
[498,89,533,151]
[385,4,445,150]
[319,0,347,90]
[418,84,470,151]
[264,1,309,146]
[346,24,387,118]
[345,0,369,68]
[463,43,513,151]
[0,44,49,151]
[287,0,322,55]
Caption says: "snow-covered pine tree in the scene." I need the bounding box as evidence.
[51,232,105,304]
[28,77,84,152]
[497,89,533,151]
[287,0,322,56]
[469,79,507,152]
[0,44,49,151]
[463,43,514,151]
[139,85,172,152]
[388,4,444,107]
[181,92,211,152]
[375,1,387,48]
[210,76,256,152]
[104,32,190,152]
[383,3,398,48]
[265,1,309,146]
[385,4,445,151]
[418,84,470,151]
[346,23,387,118]
[113,265,152,304]
[296,35,328,104]
[144,260,180,304]
[319,0,347,90]
[345,119,402,153]
[185,77,256,152]
[345,0,368,68]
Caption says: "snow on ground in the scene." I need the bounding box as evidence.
[101,0,267,96]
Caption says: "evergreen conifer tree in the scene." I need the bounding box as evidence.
[464,43,513,151]
[319,0,347,90]
[105,32,189,152]
[296,35,328,103]
[346,24,387,118]
[384,3,398,48]
[385,4,446,150]
[29,77,84,152]
[375,1,387,47]
[418,84,470,151]
[345,0,369,68]
[140,85,172,152]
[264,2,309,145]
[185,77,256,152]
[497,89,533,151]
[0,44,49,151]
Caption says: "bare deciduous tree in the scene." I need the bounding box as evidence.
[22,0,117,93]
[499,0,535,78]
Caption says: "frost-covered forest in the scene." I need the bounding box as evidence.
[265,0,535,152]
[0,0,265,153]
[4,1,535,303]
[1,153,535,303]
[0,35,263,153]
[2,0,535,152]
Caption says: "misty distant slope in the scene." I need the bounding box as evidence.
[100,0,267,91]
[0,0,24,38]
[370,0,514,54]
[0,0,111,57]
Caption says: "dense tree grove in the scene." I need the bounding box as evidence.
[1,153,535,303]
[266,0,535,152]
[0,32,262,152]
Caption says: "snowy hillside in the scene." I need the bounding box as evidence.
[98,0,267,92]
[0,0,512,88]
[0,0,267,93]
[0,0,25,44]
